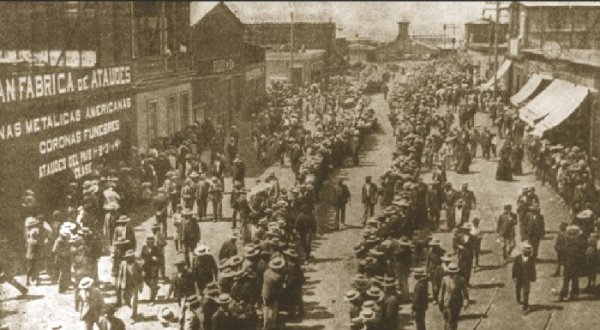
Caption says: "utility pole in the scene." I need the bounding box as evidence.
[493,0,499,99]
[290,11,294,87]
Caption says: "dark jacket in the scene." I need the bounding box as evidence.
[412,278,429,312]
[512,254,536,283]
[333,184,351,206]
[361,183,378,204]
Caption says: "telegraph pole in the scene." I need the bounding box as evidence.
[290,11,294,87]
[493,0,500,98]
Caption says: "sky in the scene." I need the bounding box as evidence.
[191,1,486,41]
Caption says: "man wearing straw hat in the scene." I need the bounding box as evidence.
[181,208,200,267]
[115,249,142,321]
[497,203,517,264]
[212,293,236,330]
[412,268,429,330]
[24,216,41,286]
[512,242,536,315]
[192,244,218,294]
[53,225,72,293]
[78,277,105,330]
[140,236,161,305]
[439,263,469,330]
[262,257,286,329]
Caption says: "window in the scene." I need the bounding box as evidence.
[147,100,158,147]
[167,96,178,135]
[180,92,190,127]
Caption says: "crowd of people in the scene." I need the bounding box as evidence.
[343,58,486,330]
[10,64,379,329]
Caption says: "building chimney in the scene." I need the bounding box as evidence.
[397,21,410,42]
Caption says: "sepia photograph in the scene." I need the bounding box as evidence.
[0,1,599,329]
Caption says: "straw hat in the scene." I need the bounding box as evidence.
[157,306,177,324]
[116,215,131,223]
[78,277,94,289]
[413,268,427,278]
[269,257,286,271]
[194,245,210,256]
[344,290,362,302]
[25,217,39,228]
[216,293,233,305]
[446,263,459,273]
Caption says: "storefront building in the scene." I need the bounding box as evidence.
[0,65,133,238]
[191,2,266,125]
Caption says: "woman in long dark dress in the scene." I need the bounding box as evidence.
[496,143,513,181]
[511,143,524,176]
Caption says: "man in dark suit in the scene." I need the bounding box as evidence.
[457,183,476,226]
[497,203,517,263]
[512,242,536,314]
[180,209,200,267]
[211,155,226,186]
[412,269,429,330]
[361,176,378,226]
[439,263,469,330]
[115,249,142,320]
[333,179,351,229]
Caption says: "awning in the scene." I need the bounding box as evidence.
[519,79,587,127]
[510,73,552,107]
[481,60,512,91]
[529,81,589,136]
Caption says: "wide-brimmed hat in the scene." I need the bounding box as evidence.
[366,286,384,301]
[576,210,593,219]
[204,282,220,297]
[25,217,39,228]
[59,227,72,237]
[283,249,300,259]
[461,222,472,231]
[413,268,427,278]
[216,293,233,305]
[194,245,210,256]
[78,277,94,289]
[189,171,200,179]
[158,306,177,324]
[184,295,201,308]
[221,268,243,279]
[116,215,130,223]
[381,276,398,288]
[521,242,533,252]
[369,248,385,257]
[344,290,362,302]
[398,237,412,247]
[229,255,244,266]
[269,257,286,271]
[359,308,376,321]
[441,253,454,263]
[61,222,76,231]
[446,263,459,273]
